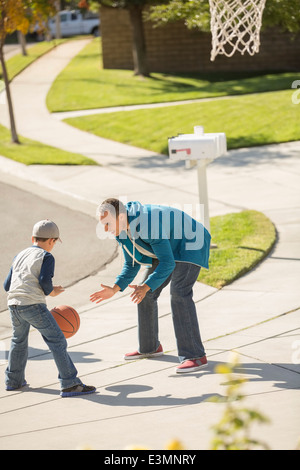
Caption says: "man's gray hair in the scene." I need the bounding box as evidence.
[97,198,127,218]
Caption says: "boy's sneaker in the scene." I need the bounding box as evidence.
[175,356,208,374]
[124,344,163,360]
[60,384,96,398]
[6,380,27,391]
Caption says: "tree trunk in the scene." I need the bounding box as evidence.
[128,5,149,77]
[98,6,102,66]
[55,0,61,39]
[17,31,27,56]
[0,46,20,144]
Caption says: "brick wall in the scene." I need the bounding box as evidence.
[101,7,300,73]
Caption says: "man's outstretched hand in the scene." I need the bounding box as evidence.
[90,284,120,304]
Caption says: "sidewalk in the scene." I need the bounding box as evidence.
[0,39,299,451]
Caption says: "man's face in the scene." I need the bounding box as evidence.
[100,211,127,237]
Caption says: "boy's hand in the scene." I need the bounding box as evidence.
[49,285,65,297]
[90,284,120,304]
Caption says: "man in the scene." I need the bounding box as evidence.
[90,198,211,373]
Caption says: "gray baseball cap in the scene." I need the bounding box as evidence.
[32,219,62,242]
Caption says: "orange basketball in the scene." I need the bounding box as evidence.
[50,305,80,338]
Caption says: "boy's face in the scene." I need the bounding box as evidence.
[100,211,127,237]
[47,239,57,252]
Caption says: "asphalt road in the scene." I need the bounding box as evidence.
[0,181,116,312]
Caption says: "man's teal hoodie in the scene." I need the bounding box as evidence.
[115,201,211,292]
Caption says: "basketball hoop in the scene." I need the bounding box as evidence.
[209,0,267,61]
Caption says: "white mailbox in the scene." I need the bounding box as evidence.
[168,126,227,234]
[168,126,226,161]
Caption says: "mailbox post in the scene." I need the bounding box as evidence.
[168,126,227,234]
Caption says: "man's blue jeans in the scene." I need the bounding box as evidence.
[5,303,82,390]
[138,260,206,363]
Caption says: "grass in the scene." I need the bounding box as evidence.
[0,38,97,165]
[64,88,300,153]
[199,210,277,288]
[53,38,299,153]
[46,38,297,112]
[0,124,96,165]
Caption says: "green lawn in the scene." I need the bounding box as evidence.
[199,210,276,288]
[46,38,296,112]
[0,37,98,165]
[52,39,299,154]
[0,124,96,165]
[65,88,300,154]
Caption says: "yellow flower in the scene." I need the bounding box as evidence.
[165,439,185,450]
[125,445,150,450]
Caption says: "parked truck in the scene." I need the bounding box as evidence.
[48,10,100,38]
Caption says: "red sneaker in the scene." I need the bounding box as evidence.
[175,356,208,374]
[124,344,163,360]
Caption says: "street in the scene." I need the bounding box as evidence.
[0,180,116,312]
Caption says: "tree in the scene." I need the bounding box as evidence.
[17,30,28,56]
[147,0,210,32]
[262,0,300,33]
[54,0,62,39]
[0,0,29,143]
[0,0,56,143]
[91,0,161,76]
[148,0,300,34]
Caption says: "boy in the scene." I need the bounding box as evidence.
[3,219,96,397]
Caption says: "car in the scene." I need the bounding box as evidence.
[48,10,100,38]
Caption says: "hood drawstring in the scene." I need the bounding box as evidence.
[132,236,135,267]
[127,227,135,267]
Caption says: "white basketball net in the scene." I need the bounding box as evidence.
[209,0,267,61]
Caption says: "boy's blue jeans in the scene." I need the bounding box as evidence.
[137,260,206,363]
[6,303,82,390]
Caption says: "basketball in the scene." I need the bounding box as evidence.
[50,305,80,338]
